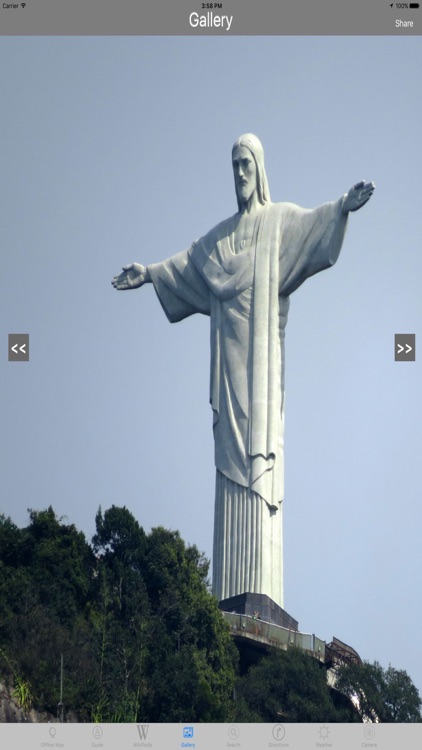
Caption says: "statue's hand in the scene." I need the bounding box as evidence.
[343,180,375,214]
[111,263,149,290]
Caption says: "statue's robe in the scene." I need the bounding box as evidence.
[149,199,348,607]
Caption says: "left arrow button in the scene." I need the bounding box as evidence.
[8,334,29,361]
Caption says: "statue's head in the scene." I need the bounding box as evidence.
[232,133,271,211]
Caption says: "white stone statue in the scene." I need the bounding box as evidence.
[112,134,374,610]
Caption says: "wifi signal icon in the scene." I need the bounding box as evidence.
[21,2,26,7]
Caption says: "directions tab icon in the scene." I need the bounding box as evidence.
[8,334,29,361]
[272,724,285,740]
[395,333,415,362]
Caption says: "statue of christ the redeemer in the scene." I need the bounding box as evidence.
[112,134,375,611]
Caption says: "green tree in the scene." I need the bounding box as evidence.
[234,647,353,722]
[0,509,98,716]
[27,506,95,626]
[336,660,422,722]
[91,507,237,722]
[90,506,150,720]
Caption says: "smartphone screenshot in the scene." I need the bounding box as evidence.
[1,1,421,748]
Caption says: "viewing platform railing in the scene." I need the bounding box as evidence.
[222,611,326,662]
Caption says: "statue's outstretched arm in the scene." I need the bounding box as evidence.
[342,180,375,215]
[111,263,152,290]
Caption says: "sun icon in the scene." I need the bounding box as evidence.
[318,725,330,740]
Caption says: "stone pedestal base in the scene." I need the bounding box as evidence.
[219,592,298,631]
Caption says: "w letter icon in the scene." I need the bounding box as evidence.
[137,725,149,740]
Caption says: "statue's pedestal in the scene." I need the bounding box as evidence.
[219,592,298,631]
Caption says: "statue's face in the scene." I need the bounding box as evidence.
[232,145,257,208]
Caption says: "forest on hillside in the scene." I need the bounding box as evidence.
[0,507,420,723]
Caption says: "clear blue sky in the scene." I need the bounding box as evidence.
[1,36,421,694]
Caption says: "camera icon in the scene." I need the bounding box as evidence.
[363,725,375,740]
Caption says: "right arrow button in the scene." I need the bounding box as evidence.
[395,334,416,362]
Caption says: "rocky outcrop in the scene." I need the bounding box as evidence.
[0,680,59,723]
[0,680,28,722]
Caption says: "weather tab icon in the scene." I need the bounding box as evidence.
[318,724,330,741]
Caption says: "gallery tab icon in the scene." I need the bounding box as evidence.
[395,333,415,361]
[8,334,29,361]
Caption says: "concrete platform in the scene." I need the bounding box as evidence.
[219,592,299,631]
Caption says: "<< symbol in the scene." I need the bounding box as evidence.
[11,343,26,354]
[8,334,29,361]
